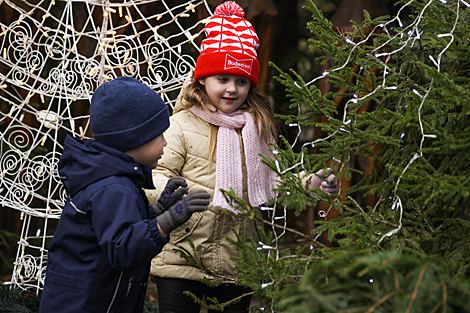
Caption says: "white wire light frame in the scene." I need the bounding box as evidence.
[0,0,212,292]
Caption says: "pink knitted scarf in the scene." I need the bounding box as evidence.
[189,105,276,213]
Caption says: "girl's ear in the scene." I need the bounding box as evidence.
[198,78,205,85]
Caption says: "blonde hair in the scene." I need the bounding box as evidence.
[181,78,277,161]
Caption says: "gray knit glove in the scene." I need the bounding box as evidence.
[157,190,210,235]
[309,168,337,195]
[153,177,188,216]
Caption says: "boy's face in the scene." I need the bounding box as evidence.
[200,74,251,113]
[124,134,167,168]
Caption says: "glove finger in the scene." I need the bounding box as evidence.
[315,169,326,178]
[186,190,211,200]
[188,198,211,206]
[321,180,337,187]
[190,205,209,212]
[324,173,336,183]
[321,188,337,195]
[309,176,323,189]
[167,177,187,191]
[171,187,188,200]
[315,168,333,178]
[320,181,337,194]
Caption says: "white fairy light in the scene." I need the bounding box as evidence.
[261,282,274,288]
[413,89,423,98]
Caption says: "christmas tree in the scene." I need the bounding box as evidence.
[175,0,470,311]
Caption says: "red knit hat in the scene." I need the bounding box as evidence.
[194,1,260,88]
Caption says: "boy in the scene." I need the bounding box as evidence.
[39,76,210,313]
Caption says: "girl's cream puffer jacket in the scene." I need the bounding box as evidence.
[145,107,262,282]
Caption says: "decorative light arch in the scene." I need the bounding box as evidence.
[0,0,212,292]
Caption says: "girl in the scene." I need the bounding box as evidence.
[146,2,336,312]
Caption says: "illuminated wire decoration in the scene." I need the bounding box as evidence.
[0,0,211,292]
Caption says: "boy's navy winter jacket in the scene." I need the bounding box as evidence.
[39,135,169,313]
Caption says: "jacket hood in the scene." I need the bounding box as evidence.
[58,135,154,196]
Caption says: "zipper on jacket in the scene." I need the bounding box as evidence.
[125,276,133,299]
[107,272,123,313]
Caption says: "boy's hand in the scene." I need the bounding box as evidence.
[154,177,188,215]
[309,168,337,195]
[157,190,210,235]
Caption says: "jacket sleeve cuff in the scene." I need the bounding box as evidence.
[148,205,157,220]
[148,219,170,248]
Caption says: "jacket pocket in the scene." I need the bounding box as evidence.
[46,269,96,291]
[170,212,203,244]
[42,269,97,312]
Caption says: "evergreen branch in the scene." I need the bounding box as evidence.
[338,307,369,313]
[365,288,406,313]
[405,263,430,313]
[220,291,254,308]
[429,301,444,313]
[347,196,398,228]
[253,214,327,249]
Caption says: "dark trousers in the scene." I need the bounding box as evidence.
[155,276,252,313]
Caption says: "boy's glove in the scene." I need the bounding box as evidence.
[309,168,337,195]
[154,177,188,216]
[157,190,210,235]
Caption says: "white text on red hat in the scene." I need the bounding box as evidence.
[224,54,253,75]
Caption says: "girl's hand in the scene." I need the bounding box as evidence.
[309,168,337,195]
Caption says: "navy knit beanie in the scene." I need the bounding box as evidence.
[90,76,170,152]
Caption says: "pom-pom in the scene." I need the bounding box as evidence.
[214,1,244,17]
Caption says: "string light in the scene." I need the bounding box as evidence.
[4,0,441,295]
[461,0,470,7]
[186,4,196,12]
[41,134,47,146]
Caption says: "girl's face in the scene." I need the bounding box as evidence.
[201,75,251,113]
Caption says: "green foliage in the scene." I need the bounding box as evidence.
[143,301,160,313]
[174,0,470,311]
[282,251,470,312]
[0,284,41,313]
